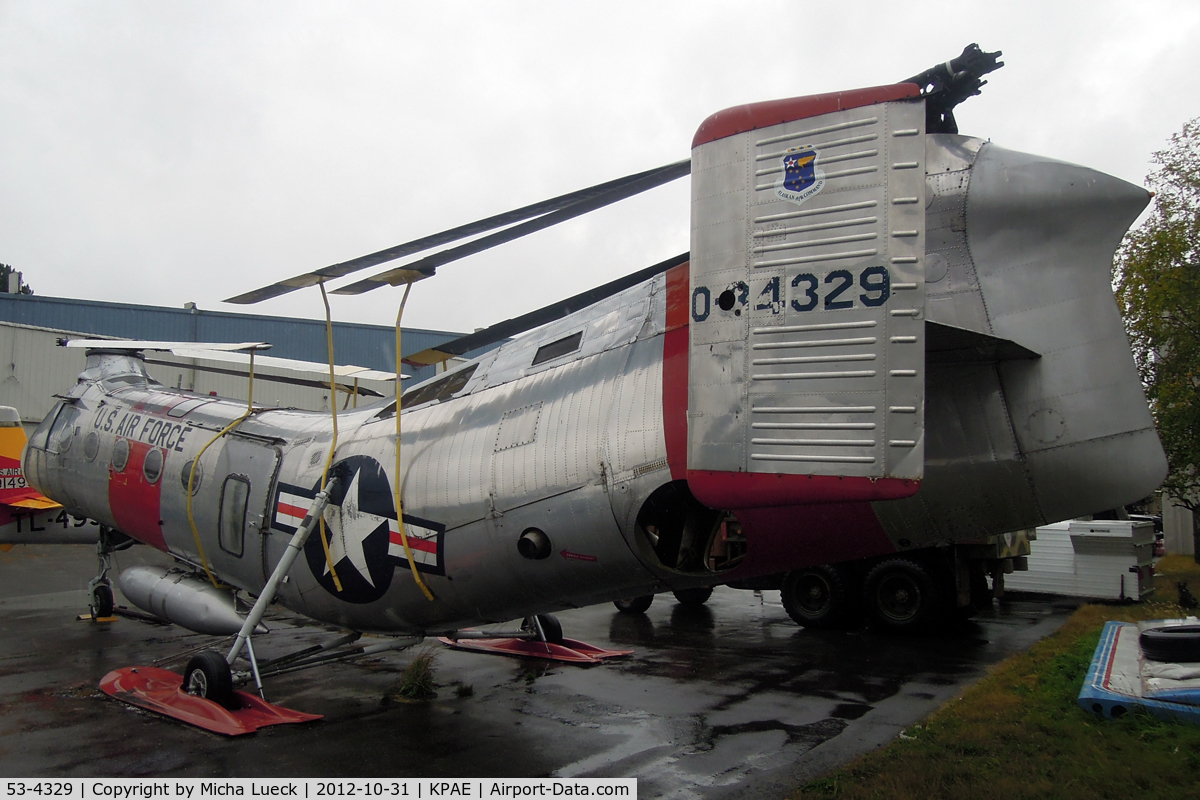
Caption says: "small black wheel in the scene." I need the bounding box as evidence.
[183,651,235,708]
[672,587,713,606]
[1140,625,1200,663]
[613,596,654,614]
[530,614,563,645]
[782,566,854,629]
[91,583,115,619]
[863,559,940,632]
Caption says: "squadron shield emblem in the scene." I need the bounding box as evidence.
[775,144,825,206]
[272,454,445,604]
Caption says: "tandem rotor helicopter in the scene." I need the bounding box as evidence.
[9,45,1168,730]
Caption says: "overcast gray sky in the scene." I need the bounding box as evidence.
[2,1,1198,335]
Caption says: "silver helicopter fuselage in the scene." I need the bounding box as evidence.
[24,89,1166,635]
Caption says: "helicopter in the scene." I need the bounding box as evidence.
[18,45,1167,725]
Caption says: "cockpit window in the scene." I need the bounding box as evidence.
[393,364,478,412]
[373,364,479,419]
[34,404,80,455]
[531,332,583,367]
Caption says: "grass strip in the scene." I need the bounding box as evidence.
[794,555,1200,800]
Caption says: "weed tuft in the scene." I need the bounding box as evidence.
[386,646,439,702]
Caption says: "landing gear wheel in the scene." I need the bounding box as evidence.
[957,566,994,620]
[524,614,564,645]
[782,566,854,629]
[183,651,235,709]
[672,587,713,606]
[863,559,940,632]
[90,583,114,619]
[613,596,654,614]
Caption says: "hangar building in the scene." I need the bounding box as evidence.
[0,292,482,431]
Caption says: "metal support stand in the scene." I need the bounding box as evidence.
[226,477,340,685]
[245,637,265,698]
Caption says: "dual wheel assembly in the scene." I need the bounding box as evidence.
[782,559,946,632]
[613,587,713,614]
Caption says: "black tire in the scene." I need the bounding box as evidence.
[672,587,713,606]
[532,614,563,645]
[1140,625,1200,663]
[956,566,994,621]
[863,559,940,632]
[91,583,114,619]
[781,566,854,629]
[183,651,235,708]
[613,596,654,614]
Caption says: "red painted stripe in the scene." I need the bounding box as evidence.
[688,470,919,509]
[692,83,921,148]
[662,263,690,481]
[390,533,436,554]
[721,501,895,581]
[277,501,307,519]
[108,440,166,551]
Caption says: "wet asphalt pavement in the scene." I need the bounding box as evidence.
[0,545,1080,797]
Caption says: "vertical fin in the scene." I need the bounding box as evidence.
[687,86,925,507]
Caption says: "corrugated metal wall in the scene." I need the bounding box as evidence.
[0,322,400,429]
[0,294,500,430]
[0,293,478,381]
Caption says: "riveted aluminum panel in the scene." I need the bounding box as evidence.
[689,98,926,480]
[923,135,991,334]
[965,144,1167,519]
[872,362,1041,547]
[605,337,668,482]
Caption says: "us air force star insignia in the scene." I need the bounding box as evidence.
[299,453,398,604]
[322,468,388,587]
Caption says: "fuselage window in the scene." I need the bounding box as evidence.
[218,476,250,557]
[142,447,164,484]
[531,332,583,367]
[111,438,130,472]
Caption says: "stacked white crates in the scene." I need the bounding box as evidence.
[1005,519,1155,601]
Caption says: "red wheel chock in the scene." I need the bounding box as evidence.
[100,666,321,736]
[438,636,632,663]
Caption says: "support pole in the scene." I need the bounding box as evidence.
[227,476,340,666]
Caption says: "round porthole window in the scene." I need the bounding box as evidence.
[180,459,202,494]
[111,438,129,472]
[83,431,100,462]
[142,448,164,484]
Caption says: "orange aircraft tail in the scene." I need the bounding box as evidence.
[0,406,62,550]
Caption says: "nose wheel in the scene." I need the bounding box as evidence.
[89,583,114,619]
[86,526,131,621]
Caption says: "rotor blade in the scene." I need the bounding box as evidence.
[224,159,691,305]
[165,347,402,381]
[403,252,689,366]
[58,339,271,352]
[141,358,387,397]
[332,160,692,296]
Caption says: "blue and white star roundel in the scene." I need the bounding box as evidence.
[272,454,445,604]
